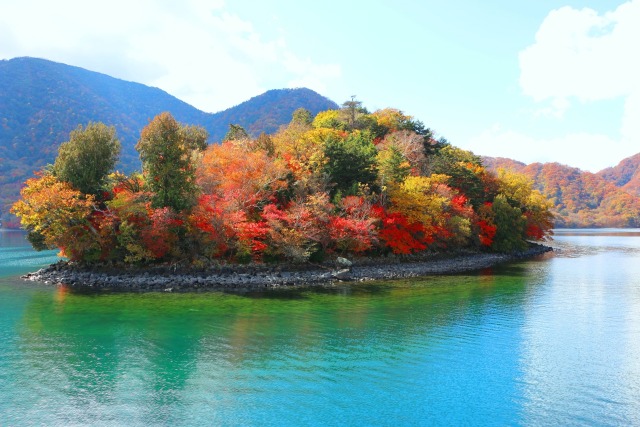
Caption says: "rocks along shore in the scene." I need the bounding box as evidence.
[22,244,552,292]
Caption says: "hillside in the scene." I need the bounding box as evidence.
[0,57,337,223]
[483,156,640,228]
[597,153,640,197]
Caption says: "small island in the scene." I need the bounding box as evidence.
[12,100,554,290]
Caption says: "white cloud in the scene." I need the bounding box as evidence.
[519,2,640,103]
[500,1,640,170]
[0,0,341,112]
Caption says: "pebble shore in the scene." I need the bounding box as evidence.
[22,244,552,292]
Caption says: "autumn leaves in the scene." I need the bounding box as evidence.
[12,103,553,264]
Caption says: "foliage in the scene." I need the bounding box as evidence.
[485,157,640,228]
[312,110,347,130]
[11,99,555,263]
[136,112,208,212]
[291,108,313,126]
[223,124,250,142]
[197,141,288,212]
[330,196,378,253]
[52,122,121,196]
[0,58,337,223]
[10,174,95,257]
[372,206,430,254]
[490,194,527,252]
[321,131,378,197]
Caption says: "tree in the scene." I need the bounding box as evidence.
[136,112,208,212]
[312,110,347,130]
[377,130,427,176]
[52,122,120,196]
[491,194,527,252]
[291,108,312,126]
[377,144,411,185]
[428,146,488,207]
[322,131,378,197]
[223,124,250,141]
[197,141,288,213]
[496,169,554,240]
[255,132,275,156]
[10,174,96,255]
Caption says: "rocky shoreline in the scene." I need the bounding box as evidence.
[22,244,553,292]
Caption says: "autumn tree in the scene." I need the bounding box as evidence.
[53,122,120,196]
[495,169,554,240]
[312,110,347,130]
[11,174,96,256]
[136,112,208,212]
[197,141,288,212]
[428,146,489,207]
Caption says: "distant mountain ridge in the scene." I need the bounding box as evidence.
[0,57,338,222]
[597,153,640,197]
[483,154,640,228]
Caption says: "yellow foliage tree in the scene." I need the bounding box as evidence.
[11,174,96,254]
[496,169,554,239]
[387,175,451,235]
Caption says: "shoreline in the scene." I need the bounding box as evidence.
[22,244,553,292]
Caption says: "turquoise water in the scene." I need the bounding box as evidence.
[1,229,639,426]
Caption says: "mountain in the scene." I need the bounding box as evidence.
[210,87,339,139]
[597,153,640,197]
[483,156,640,228]
[0,57,338,223]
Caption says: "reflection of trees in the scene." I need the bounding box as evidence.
[14,268,535,422]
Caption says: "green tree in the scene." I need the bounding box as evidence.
[291,108,312,126]
[136,112,208,212]
[491,194,527,252]
[223,124,250,141]
[428,145,488,207]
[322,131,378,197]
[377,145,411,185]
[52,122,120,196]
[342,96,364,128]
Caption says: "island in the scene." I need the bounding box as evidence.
[11,101,554,291]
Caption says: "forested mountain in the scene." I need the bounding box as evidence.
[597,153,640,197]
[483,156,640,228]
[0,57,337,223]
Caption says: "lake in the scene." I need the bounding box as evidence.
[1,229,639,426]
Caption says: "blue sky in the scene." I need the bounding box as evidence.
[1,0,637,171]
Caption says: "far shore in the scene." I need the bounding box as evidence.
[22,243,552,292]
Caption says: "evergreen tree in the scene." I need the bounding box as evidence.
[322,131,378,197]
[223,124,250,141]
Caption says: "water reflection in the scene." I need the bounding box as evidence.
[5,268,537,425]
[2,231,640,425]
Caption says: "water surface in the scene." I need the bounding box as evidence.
[1,229,639,426]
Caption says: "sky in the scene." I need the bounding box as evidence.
[1,0,638,172]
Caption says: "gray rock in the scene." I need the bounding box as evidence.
[332,268,352,281]
[336,257,353,268]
